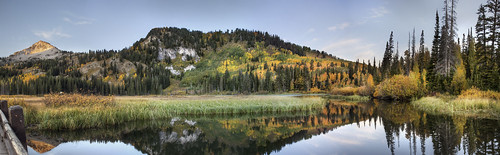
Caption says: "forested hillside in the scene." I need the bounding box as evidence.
[0,27,374,95]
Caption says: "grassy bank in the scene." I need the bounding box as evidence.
[25,95,325,130]
[327,95,370,102]
[412,97,500,118]
[412,88,500,118]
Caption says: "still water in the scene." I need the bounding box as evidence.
[27,97,500,155]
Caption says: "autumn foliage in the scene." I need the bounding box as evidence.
[458,87,500,100]
[374,75,420,100]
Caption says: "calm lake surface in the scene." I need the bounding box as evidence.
[27,97,500,155]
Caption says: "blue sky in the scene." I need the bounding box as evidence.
[0,0,485,62]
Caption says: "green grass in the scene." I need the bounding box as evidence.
[412,96,500,118]
[25,95,325,130]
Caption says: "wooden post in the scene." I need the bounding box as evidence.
[0,100,7,121]
[9,105,26,150]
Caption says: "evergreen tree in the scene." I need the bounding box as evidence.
[428,11,441,91]
[381,32,394,79]
[391,42,401,75]
[418,30,426,72]
[436,0,458,76]
[475,1,500,90]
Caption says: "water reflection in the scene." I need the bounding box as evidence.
[28,97,500,155]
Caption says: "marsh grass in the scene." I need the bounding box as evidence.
[0,97,27,107]
[412,96,500,118]
[43,93,114,107]
[26,95,325,130]
[327,95,370,102]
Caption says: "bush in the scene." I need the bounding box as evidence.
[374,75,420,100]
[357,74,375,96]
[458,87,500,100]
[356,86,372,96]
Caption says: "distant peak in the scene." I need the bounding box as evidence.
[12,40,58,56]
[32,40,54,48]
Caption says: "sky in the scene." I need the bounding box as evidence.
[0,0,486,62]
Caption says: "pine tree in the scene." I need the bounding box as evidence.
[381,32,394,79]
[391,42,401,75]
[466,29,478,85]
[428,11,441,91]
[405,33,411,75]
[436,0,458,76]
[418,30,425,72]
[476,0,500,90]
[412,28,416,70]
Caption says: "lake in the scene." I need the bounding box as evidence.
[27,97,500,155]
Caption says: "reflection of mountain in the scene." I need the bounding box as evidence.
[28,100,375,155]
[27,140,55,153]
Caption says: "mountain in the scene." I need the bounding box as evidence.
[6,40,63,62]
[0,27,371,96]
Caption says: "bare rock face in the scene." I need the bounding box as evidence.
[6,41,63,62]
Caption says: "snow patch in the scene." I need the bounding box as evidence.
[165,66,181,75]
[165,65,196,76]
[158,47,199,62]
[184,65,196,72]
[184,120,196,126]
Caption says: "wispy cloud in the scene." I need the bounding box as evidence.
[322,39,376,61]
[63,17,93,25]
[62,12,94,25]
[305,38,319,44]
[328,22,350,31]
[34,28,71,40]
[369,7,389,18]
[307,28,316,33]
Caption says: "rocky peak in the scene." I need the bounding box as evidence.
[6,40,62,63]
[13,40,57,55]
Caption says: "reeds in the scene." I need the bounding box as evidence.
[328,95,370,102]
[412,96,499,118]
[43,93,114,107]
[0,98,27,107]
[26,95,325,130]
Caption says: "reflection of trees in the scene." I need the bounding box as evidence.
[28,100,376,155]
[27,99,500,155]
[377,99,500,155]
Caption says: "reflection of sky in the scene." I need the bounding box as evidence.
[28,140,145,155]
[273,117,442,155]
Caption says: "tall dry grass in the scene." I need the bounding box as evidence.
[43,93,114,107]
[0,97,27,107]
[26,95,325,130]
[412,88,500,118]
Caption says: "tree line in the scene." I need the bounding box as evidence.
[379,0,499,94]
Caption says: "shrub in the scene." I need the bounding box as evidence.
[357,86,371,96]
[374,75,420,100]
[458,87,500,100]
